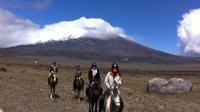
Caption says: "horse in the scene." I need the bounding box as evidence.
[104,86,123,112]
[88,80,102,112]
[48,73,58,99]
[73,76,84,100]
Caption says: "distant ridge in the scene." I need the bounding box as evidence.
[3,36,200,64]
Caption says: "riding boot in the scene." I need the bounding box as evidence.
[87,85,92,96]
[48,77,51,85]
[81,79,84,90]
[73,78,76,90]
[85,85,90,101]
[99,96,104,112]
[99,89,109,112]
[99,86,103,95]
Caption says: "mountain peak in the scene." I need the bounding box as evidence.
[28,17,129,44]
[6,36,200,64]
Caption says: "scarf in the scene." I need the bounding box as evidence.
[92,69,98,79]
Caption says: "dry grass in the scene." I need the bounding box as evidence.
[0,63,200,112]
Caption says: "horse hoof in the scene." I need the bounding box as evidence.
[50,94,53,99]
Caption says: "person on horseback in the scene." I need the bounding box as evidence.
[48,61,58,99]
[48,61,58,79]
[73,65,84,90]
[86,63,102,99]
[99,63,123,112]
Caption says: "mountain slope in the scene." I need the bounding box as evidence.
[5,37,200,64]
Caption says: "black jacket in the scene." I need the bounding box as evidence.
[88,68,100,84]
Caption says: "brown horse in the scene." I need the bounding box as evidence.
[73,76,84,100]
[88,81,102,112]
[48,73,58,99]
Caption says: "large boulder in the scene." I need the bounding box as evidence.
[0,67,7,72]
[147,78,192,93]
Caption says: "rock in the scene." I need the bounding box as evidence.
[147,78,192,94]
[135,96,141,102]
[157,104,165,111]
[21,69,27,73]
[34,61,38,64]
[10,76,16,81]
[0,67,7,72]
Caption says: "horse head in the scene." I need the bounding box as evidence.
[90,80,101,96]
[111,86,121,107]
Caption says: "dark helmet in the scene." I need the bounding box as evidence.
[112,63,118,69]
[52,61,56,65]
[91,63,97,68]
[76,65,80,70]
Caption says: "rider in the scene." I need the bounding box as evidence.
[86,63,102,99]
[48,61,58,79]
[73,65,84,90]
[99,63,122,112]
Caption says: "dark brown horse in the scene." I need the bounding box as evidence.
[48,73,58,99]
[88,81,102,112]
[74,76,84,100]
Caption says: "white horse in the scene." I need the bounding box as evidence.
[0,108,4,112]
[104,87,123,112]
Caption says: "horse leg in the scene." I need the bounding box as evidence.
[89,99,91,112]
[74,89,77,98]
[53,87,55,97]
[50,87,53,99]
[95,100,98,112]
[77,90,79,99]
[92,101,94,112]
[79,90,81,102]
[91,101,93,112]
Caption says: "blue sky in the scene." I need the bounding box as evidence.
[1,0,200,55]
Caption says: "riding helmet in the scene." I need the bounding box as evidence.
[112,63,118,69]
[76,65,80,70]
[52,61,56,65]
[92,63,97,68]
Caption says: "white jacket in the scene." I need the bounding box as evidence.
[105,72,122,89]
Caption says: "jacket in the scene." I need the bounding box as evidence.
[105,72,122,89]
[88,68,100,84]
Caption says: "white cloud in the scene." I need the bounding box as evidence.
[29,17,127,43]
[0,9,39,47]
[177,8,200,56]
[0,9,127,47]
